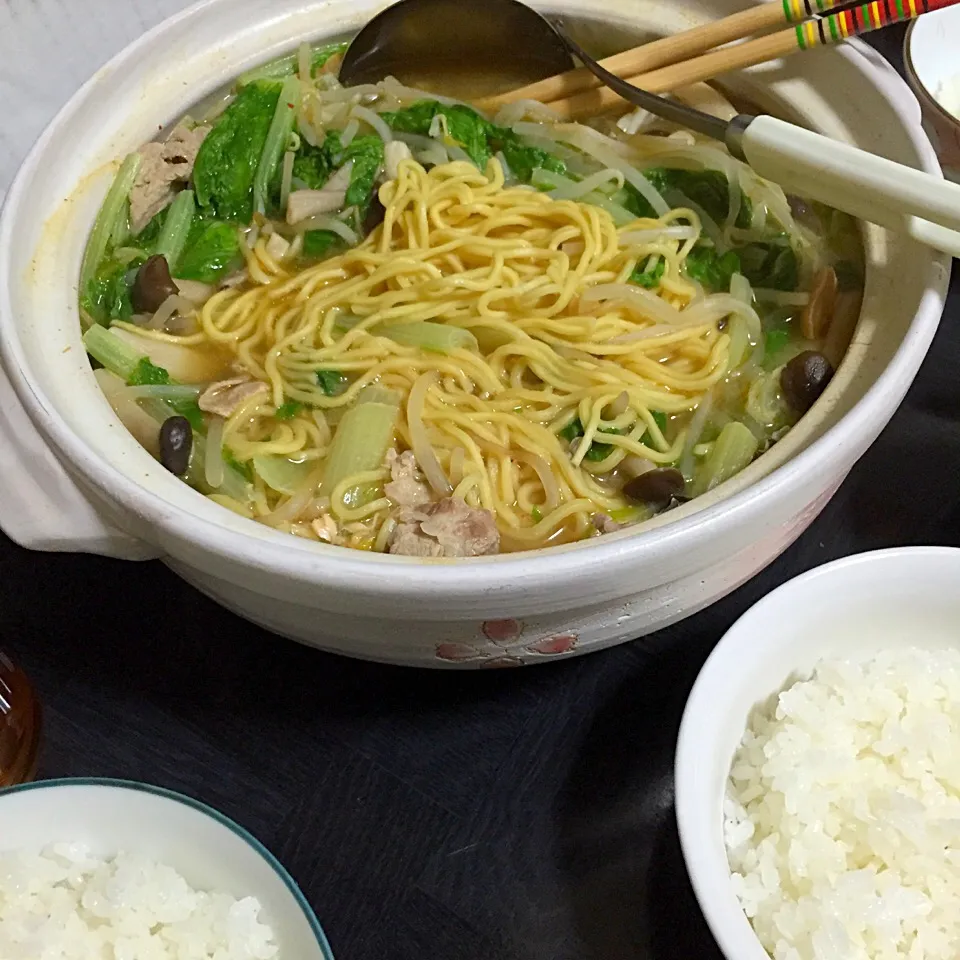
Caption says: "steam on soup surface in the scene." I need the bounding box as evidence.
[78,40,862,557]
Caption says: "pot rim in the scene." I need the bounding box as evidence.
[0,0,948,602]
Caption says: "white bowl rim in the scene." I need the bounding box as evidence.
[673,544,960,959]
[0,0,949,601]
[0,775,335,960]
[903,19,960,130]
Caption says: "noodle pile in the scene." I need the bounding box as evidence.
[174,157,739,548]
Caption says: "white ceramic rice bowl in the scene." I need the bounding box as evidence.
[674,546,960,960]
[0,777,333,959]
[0,0,949,666]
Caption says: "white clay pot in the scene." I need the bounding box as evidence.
[0,0,949,666]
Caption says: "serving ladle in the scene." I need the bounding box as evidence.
[342,0,960,256]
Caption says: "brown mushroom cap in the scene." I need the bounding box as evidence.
[780,351,835,415]
[622,467,687,509]
[132,255,179,315]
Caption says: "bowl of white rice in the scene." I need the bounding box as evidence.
[675,546,960,960]
[0,777,334,960]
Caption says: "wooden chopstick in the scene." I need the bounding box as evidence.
[480,0,850,113]
[481,0,958,121]
[537,28,797,120]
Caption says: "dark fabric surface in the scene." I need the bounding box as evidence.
[1,24,955,960]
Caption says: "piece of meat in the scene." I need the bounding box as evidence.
[388,523,444,558]
[384,140,412,181]
[198,377,268,418]
[384,449,432,508]
[389,497,499,558]
[285,164,353,224]
[129,122,210,233]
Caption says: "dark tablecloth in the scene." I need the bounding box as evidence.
[2,25,956,960]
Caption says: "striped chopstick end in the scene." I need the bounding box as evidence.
[795,0,957,49]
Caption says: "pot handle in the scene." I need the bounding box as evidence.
[0,363,157,560]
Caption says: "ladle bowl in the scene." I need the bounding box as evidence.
[339,0,574,95]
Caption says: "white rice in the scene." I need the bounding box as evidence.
[0,843,279,959]
[725,647,960,960]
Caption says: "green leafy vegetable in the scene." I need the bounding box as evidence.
[193,81,282,222]
[651,410,667,434]
[737,242,799,291]
[661,169,752,229]
[316,369,346,395]
[223,448,254,482]
[81,257,143,325]
[302,230,341,259]
[238,42,348,86]
[620,168,751,228]
[620,183,657,220]
[296,131,384,213]
[135,210,166,247]
[292,140,334,191]
[583,427,625,462]
[381,101,444,135]
[684,246,742,292]
[491,127,566,184]
[630,257,665,288]
[556,417,623,461]
[128,357,171,387]
[170,399,204,431]
[764,328,791,362]
[558,417,584,442]
[381,100,566,181]
[380,100,493,161]
[276,400,304,420]
[339,135,385,210]
[174,219,242,283]
[382,102,492,167]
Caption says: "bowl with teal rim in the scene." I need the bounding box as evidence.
[0,777,334,959]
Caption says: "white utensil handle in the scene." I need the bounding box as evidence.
[0,361,157,559]
[740,115,960,252]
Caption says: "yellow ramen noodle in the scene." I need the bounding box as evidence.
[163,157,730,549]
